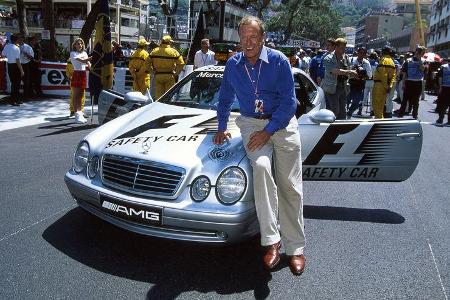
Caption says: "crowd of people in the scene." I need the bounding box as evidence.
[2,31,449,126]
[278,38,449,125]
[1,33,43,106]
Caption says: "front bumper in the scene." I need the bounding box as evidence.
[64,172,259,244]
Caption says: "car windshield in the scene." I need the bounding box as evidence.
[159,71,240,111]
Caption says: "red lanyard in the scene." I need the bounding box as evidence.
[244,61,262,98]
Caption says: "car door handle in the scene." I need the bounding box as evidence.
[397,132,421,138]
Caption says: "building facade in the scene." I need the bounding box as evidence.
[428,0,450,57]
[0,0,150,50]
[355,14,404,48]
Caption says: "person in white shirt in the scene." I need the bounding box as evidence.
[1,34,24,106]
[69,38,91,124]
[122,43,134,58]
[19,38,34,99]
[193,38,217,69]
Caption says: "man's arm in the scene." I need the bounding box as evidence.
[323,55,357,77]
[214,61,235,144]
[175,52,185,75]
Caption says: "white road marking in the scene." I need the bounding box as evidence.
[427,239,448,300]
[409,181,449,300]
[0,204,76,243]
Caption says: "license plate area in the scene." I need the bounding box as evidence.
[100,195,162,226]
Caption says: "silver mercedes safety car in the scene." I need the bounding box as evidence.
[64,65,423,244]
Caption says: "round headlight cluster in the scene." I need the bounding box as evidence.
[73,141,90,173]
[216,167,246,204]
[87,156,100,178]
[190,176,211,202]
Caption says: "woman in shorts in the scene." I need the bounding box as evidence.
[70,38,91,124]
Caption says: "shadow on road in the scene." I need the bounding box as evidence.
[304,205,405,224]
[42,208,272,299]
[36,122,98,137]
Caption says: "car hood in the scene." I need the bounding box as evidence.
[100,102,244,169]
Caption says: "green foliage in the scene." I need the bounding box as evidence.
[334,0,395,27]
[266,0,344,45]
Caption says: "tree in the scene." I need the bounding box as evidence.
[245,0,271,19]
[41,0,56,60]
[16,0,28,36]
[267,0,343,45]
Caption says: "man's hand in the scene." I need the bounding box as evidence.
[247,130,271,152]
[213,131,231,145]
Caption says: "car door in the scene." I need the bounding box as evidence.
[299,116,422,182]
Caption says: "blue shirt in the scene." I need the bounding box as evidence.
[217,46,296,135]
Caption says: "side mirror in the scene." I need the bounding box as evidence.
[124,91,153,104]
[309,109,336,124]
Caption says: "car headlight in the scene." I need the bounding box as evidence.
[73,141,90,173]
[190,176,211,202]
[87,156,100,178]
[216,167,246,204]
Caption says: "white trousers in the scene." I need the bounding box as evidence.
[236,115,305,256]
[385,85,396,114]
[363,80,374,112]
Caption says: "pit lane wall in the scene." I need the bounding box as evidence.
[0,59,194,97]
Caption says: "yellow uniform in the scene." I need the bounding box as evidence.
[148,44,185,99]
[128,48,150,94]
[66,59,85,114]
[372,55,396,118]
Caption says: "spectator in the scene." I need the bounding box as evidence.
[346,47,371,118]
[396,46,426,119]
[28,36,43,98]
[363,52,378,114]
[122,43,134,58]
[112,40,124,65]
[18,34,34,100]
[148,35,185,99]
[320,38,358,119]
[435,57,450,126]
[309,49,324,84]
[193,38,217,69]
[1,34,24,106]
[317,38,336,85]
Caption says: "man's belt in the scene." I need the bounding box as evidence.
[154,71,174,75]
[252,114,272,120]
[374,80,381,82]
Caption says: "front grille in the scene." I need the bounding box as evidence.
[101,154,185,197]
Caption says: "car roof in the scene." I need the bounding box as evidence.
[194,65,307,77]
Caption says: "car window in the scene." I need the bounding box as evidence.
[160,71,240,111]
[297,73,317,102]
[294,73,316,117]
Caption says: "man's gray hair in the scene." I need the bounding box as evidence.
[238,16,265,34]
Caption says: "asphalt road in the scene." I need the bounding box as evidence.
[0,94,448,300]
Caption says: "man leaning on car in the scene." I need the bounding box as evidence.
[213,16,306,276]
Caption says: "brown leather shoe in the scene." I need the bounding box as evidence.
[289,254,306,276]
[263,241,281,270]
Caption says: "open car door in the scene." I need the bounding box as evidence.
[299,116,422,182]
